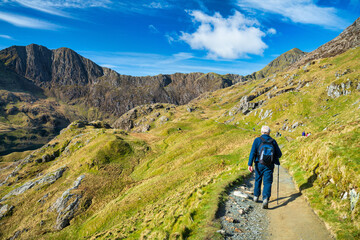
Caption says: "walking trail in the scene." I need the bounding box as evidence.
[218,166,333,240]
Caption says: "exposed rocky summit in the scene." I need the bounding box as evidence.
[290,17,360,69]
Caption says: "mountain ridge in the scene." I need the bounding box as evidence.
[290,16,360,69]
[0,44,245,117]
[0,16,359,240]
[246,48,306,80]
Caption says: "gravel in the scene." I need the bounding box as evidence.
[217,174,269,240]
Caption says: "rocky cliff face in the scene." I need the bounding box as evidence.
[0,44,244,117]
[290,17,360,69]
[0,44,103,86]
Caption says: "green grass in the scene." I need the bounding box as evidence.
[0,46,359,240]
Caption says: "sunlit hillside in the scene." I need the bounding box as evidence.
[0,45,359,239]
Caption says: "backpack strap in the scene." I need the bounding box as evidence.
[260,136,273,144]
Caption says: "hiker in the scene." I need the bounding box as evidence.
[302,131,306,137]
[248,126,282,209]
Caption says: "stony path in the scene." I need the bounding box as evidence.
[217,174,269,240]
[218,166,333,240]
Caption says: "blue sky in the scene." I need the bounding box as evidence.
[0,0,359,76]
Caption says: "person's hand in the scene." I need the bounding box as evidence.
[248,165,253,172]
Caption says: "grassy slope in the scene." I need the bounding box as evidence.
[0,47,359,239]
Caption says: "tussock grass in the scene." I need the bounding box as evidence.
[0,47,359,239]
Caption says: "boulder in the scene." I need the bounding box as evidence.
[233,191,249,199]
[137,124,150,133]
[303,62,311,71]
[327,81,353,98]
[159,116,169,123]
[0,204,14,219]
[187,106,195,112]
[42,154,52,162]
[292,122,302,129]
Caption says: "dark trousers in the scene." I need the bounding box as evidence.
[254,162,274,200]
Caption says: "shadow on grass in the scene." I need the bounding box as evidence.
[299,163,319,192]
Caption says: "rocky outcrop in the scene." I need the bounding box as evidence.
[327,81,354,98]
[49,175,85,230]
[0,204,14,220]
[112,103,174,131]
[35,149,61,163]
[229,96,264,116]
[291,17,360,69]
[1,167,66,201]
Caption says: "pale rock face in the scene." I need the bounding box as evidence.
[327,81,353,98]
[1,167,66,201]
[0,204,14,220]
[50,175,85,230]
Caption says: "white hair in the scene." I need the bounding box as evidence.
[261,125,271,134]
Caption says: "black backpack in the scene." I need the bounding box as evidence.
[258,136,275,166]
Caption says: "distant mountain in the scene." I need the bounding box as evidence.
[1,31,359,240]
[0,45,248,154]
[0,44,245,117]
[290,16,360,69]
[246,48,306,80]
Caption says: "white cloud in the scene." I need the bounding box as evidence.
[10,0,112,17]
[144,2,169,9]
[180,10,270,59]
[267,28,276,35]
[0,11,60,29]
[160,52,194,64]
[149,24,159,33]
[0,34,12,39]
[165,32,179,44]
[79,50,263,76]
[166,34,175,43]
[237,0,347,29]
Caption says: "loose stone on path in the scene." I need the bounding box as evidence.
[218,166,333,240]
[217,174,269,240]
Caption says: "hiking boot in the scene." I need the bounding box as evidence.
[253,196,259,202]
[262,198,269,209]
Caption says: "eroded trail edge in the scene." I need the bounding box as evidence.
[218,166,333,240]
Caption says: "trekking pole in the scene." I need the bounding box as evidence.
[277,165,280,205]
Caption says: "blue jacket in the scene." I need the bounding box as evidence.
[248,134,282,166]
